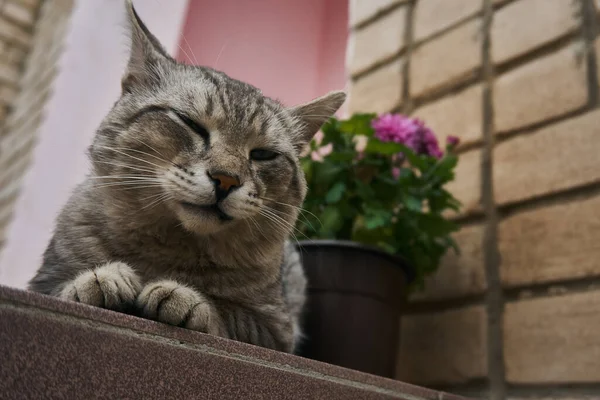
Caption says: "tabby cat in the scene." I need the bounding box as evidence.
[28,0,346,353]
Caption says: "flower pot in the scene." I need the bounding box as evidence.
[295,240,414,379]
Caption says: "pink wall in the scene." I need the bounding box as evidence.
[177,0,348,107]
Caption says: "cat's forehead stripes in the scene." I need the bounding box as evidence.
[190,70,294,138]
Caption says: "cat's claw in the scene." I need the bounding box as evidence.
[136,280,219,334]
[59,262,142,311]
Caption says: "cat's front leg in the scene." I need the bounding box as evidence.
[59,262,142,311]
[136,280,226,336]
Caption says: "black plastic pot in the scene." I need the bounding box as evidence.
[295,240,413,379]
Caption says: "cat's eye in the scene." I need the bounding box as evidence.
[174,111,210,140]
[250,149,279,161]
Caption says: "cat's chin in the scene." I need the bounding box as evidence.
[174,202,235,235]
[180,202,233,222]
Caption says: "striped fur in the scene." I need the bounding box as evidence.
[27,1,345,353]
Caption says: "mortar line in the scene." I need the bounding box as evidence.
[480,1,506,399]
[351,1,409,31]
[581,0,599,106]
[401,0,415,113]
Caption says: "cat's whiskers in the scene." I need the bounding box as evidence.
[95,145,167,171]
[94,160,156,175]
[265,207,315,243]
[140,192,173,211]
[91,183,172,192]
[90,175,161,180]
[244,216,270,243]
[259,196,321,229]
[264,206,314,234]
[259,207,309,243]
[180,34,199,65]
[139,191,171,202]
[109,145,173,165]
[260,211,300,244]
[128,136,178,168]
[89,174,173,191]
[175,42,194,65]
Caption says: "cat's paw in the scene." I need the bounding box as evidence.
[137,280,219,333]
[59,262,142,311]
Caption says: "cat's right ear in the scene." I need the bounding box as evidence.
[122,0,174,93]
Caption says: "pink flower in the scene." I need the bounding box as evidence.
[371,114,442,158]
[392,167,401,179]
[446,135,460,148]
[310,143,333,161]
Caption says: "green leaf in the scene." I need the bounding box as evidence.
[364,138,405,155]
[403,150,430,172]
[325,182,346,204]
[377,241,396,254]
[364,208,392,230]
[338,113,376,136]
[320,206,343,235]
[355,180,375,199]
[300,158,313,177]
[313,160,344,186]
[327,151,356,162]
[426,153,458,183]
[416,213,460,237]
[402,195,422,212]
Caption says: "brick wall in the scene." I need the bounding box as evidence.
[0,0,73,250]
[348,1,600,399]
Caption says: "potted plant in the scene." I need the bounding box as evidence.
[295,113,461,378]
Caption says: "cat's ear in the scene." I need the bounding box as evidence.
[290,91,346,150]
[122,0,174,93]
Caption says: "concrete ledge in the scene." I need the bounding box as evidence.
[0,285,469,399]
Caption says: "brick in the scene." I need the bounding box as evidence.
[0,15,31,47]
[13,0,41,10]
[3,43,27,64]
[412,223,486,301]
[414,0,482,42]
[397,306,487,384]
[446,149,481,215]
[505,291,600,383]
[4,1,36,27]
[348,6,407,76]
[492,0,579,64]
[349,0,405,27]
[594,37,600,88]
[494,45,587,132]
[348,59,403,113]
[0,62,19,85]
[494,109,600,205]
[500,194,600,287]
[413,84,483,148]
[0,84,16,102]
[410,18,482,98]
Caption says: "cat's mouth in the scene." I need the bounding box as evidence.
[180,202,233,221]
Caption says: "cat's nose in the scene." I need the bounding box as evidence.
[208,171,241,194]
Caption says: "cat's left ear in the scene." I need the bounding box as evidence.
[122,0,174,92]
[289,91,347,151]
